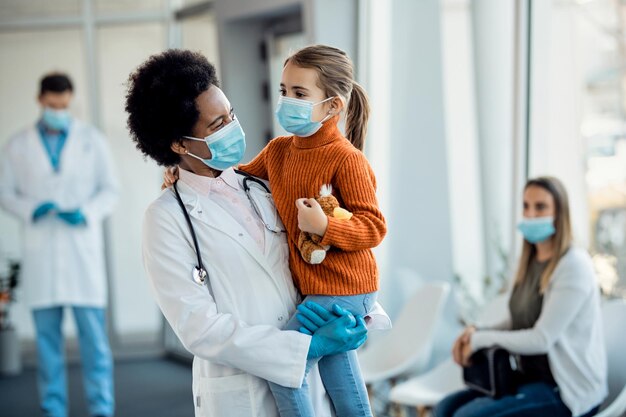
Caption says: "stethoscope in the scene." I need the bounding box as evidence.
[172,170,284,285]
[237,170,286,235]
[173,180,207,285]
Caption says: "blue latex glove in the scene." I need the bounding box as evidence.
[57,209,86,226]
[297,301,352,335]
[32,202,58,222]
[300,302,368,359]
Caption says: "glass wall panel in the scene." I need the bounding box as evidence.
[95,0,165,14]
[530,0,626,298]
[0,0,81,20]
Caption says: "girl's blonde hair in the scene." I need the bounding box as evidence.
[514,176,573,293]
[284,45,370,151]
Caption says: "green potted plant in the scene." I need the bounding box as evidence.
[0,260,21,376]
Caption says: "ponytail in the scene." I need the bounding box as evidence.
[345,82,370,151]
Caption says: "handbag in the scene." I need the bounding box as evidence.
[463,347,520,398]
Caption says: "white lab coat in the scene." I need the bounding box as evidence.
[143,178,341,417]
[0,120,119,308]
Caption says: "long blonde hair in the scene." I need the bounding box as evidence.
[514,176,573,293]
[284,45,370,151]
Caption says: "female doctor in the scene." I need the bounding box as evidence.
[125,50,378,417]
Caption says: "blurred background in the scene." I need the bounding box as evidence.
[0,0,625,416]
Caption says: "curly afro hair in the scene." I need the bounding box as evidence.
[125,49,219,166]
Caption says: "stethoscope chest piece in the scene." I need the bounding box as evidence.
[193,266,207,285]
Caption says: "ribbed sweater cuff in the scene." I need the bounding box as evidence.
[320,216,349,247]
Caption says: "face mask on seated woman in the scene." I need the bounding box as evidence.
[517,216,555,244]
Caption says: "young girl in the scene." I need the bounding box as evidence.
[238,44,386,417]
[165,45,385,417]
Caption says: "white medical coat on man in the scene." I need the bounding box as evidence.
[0,120,119,308]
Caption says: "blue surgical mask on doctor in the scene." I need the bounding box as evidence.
[184,118,246,170]
[517,216,556,244]
[275,96,335,137]
[42,107,71,131]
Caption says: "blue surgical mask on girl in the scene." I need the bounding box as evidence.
[275,96,335,137]
[184,118,246,171]
[517,216,556,244]
[42,107,71,131]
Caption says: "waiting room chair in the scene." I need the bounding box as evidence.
[358,282,451,384]
[595,299,626,417]
[389,358,464,416]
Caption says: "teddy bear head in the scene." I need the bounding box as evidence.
[317,184,340,216]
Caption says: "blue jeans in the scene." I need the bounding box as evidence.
[33,306,114,417]
[269,292,377,417]
[433,383,600,417]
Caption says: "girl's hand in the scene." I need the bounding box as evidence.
[161,166,179,190]
[295,198,328,236]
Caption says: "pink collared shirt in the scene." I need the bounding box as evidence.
[178,167,266,251]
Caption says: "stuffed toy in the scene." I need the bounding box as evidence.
[298,184,352,264]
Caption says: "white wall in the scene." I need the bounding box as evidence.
[371,0,458,366]
[180,12,220,74]
[363,0,392,301]
[386,0,454,284]
[96,23,168,339]
[440,0,485,310]
[305,0,357,57]
[470,0,517,294]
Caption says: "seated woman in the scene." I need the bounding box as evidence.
[435,176,607,417]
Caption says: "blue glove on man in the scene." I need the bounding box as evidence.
[57,209,86,226]
[297,301,368,359]
[32,202,58,222]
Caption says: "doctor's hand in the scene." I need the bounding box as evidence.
[296,301,351,335]
[162,166,179,190]
[295,198,328,237]
[306,313,368,360]
[57,209,86,226]
[32,201,58,222]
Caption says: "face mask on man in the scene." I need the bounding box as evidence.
[517,216,556,244]
[42,107,71,131]
[275,96,334,137]
[184,118,246,170]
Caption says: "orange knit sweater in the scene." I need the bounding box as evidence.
[239,117,386,295]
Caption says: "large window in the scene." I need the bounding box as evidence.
[530,0,626,298]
